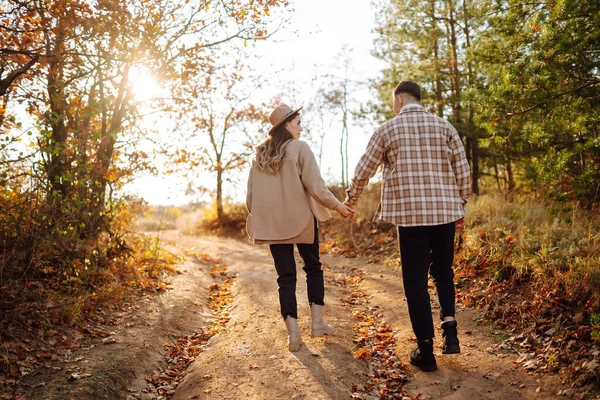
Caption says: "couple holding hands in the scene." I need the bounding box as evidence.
[245,80,471,372]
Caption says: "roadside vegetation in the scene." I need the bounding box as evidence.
[319,185,600,394]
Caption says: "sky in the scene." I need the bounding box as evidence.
[124,0,387,206]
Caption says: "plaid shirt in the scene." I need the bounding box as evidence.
[345,104,471,227]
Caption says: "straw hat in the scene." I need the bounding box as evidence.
[268,104,303,136]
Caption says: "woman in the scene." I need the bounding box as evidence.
[246,104,355,352]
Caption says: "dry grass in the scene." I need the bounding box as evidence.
[195,201,248,238]
[460,192,600,307]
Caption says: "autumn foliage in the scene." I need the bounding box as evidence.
[0,0,287,396]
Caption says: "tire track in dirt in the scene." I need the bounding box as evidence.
[326,264,412,399]
[141,252,235,399]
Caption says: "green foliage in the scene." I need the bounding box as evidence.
[372,0,600,205]
[471,0,600,205]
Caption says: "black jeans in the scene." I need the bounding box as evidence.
[398,222,456,341]
[269,220,325,320]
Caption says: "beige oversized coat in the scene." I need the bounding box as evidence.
[246,140,341,244]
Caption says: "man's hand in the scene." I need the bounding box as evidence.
[343,201,356,218]
[455,218,465,230]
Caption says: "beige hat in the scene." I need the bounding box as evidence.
[268,104,303,136]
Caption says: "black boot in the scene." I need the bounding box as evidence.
[409,340,437,372]
[441,320,460,354]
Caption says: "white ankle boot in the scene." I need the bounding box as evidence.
[284,316,303,351]
[310,304,334,337]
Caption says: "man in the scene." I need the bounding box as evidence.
[345,81,471,372]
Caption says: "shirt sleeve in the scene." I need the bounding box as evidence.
[297,141,341,210]
[246,165,253,213]
[345,127,386,205]
[447,124,472,203]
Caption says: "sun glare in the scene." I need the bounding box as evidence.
[129,66,162,101]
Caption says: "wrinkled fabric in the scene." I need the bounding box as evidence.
[246,140,341,243]
[346,104,471,227]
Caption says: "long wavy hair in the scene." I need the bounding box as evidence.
[254,111,299,174]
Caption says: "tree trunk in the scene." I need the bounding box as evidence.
[216,168,224,221]
[342,110,349,187]
[506,154,515,191]
[430,0,444,117]
[434,40,444,118]
[84,66,131,238]
[46,31,69,197]
[462,0,479,195]
[471,137,480,195]
[447,0,461,124]
[494,160,501,191]
[340,108,348,187]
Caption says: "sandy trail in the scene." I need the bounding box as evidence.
[167,234,368,400]
[166,232,566,400]
[330,253,565,399]
[17,230,570,399]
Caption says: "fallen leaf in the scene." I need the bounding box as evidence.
[68,373,91,381]
[583,359,599,371]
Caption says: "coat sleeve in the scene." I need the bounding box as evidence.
[297,141,341,210]
[246,166,253,213]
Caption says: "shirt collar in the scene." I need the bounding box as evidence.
[399,103,424,114]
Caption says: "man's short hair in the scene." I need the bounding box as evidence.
[394,81,421,101]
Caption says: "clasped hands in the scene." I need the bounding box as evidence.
[335,201,356,219]
[335,203,466,228]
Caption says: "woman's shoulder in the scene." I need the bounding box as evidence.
[285,140,314,161]
[286,139,312,153]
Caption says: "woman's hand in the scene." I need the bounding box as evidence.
[335,203,356,219]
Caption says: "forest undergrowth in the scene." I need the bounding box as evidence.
[0,202,182,397]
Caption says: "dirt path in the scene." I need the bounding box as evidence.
[328,254,568,399]
[165,233,367,400]
[164,232,570,400]
[16,234,217,400]
[16,231,574,399]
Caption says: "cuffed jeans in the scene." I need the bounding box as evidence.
[269,220,325,320]
[398,222,456,341]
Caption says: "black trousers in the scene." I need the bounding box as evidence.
[398,222,456,341]
[269,220,325,320]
